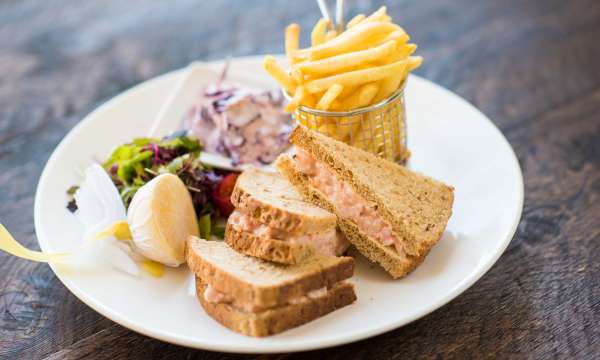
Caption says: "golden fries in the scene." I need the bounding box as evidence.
[338,85,358,100]
[291,67,304,84]
[305,60,407,94]
[364,6,389,23]
[330,99,343,110]
[379,42,416,64]
[347,14,365,28]
[382,30,409,44]
[398,43,417,59]
[311,18,329,46]
[341,83,379,110]
[325,30,338,42]
[285,24,300,64]
[295,22,401,61]
[372,74,403,104]
[304,93,318,108]
[264,7,422,114]
[263,56,295,94]
[374,56,420,101]
[407,56,423,71]
[285,85,305,112]
[316,84,344,110]
[294,40,396,76]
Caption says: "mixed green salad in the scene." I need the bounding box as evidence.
[68,132,238,238]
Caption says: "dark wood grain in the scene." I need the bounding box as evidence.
[0,0,599,359]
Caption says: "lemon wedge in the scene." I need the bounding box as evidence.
[95,220,132,241]
[141,260,165,277]
[127,173,199,267]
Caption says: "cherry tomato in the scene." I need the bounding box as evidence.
[212,173,239,216]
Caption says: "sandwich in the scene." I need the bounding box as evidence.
[276,125,454,278]
[186,237,356,337]
[226,168,349,264]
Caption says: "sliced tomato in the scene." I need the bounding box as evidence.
[212,173,239,217]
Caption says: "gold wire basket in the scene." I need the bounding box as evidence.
[291,83,410,164]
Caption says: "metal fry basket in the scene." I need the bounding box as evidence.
[292,83,409,164]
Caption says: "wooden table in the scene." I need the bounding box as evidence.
[1,0,598,358]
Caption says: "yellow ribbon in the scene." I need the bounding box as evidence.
[0,223,69,262]
[0,222,164,277]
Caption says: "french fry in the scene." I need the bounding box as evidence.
[407,56,423,71]
[305,59,407,94]
[347,14,365,28]
[382,30,409,44]
[378,42,416,64]
[372,48,417,104]
[347,7,391,35]
[311,18,329,46]
[285,23,300,64]
[358,83,380,106]
[338,85,358,100]
[342,117,364,144]
[397,43,417,59]
[328,110,365,143]
[285,85,305,113]
[263,56,296,95]
[325,30,337,41]
[290,52,311,63]
[390,56,422,92]
[294,22,401,61]
[316,84,344,110]
[330,99,343,110]
[359,30,408,54]
[291,67,304,84]
[371,74,403,104]
[364,6,388,23]
[328,116,357,141]
[341,83,380,110]
[316,117,335,136]
[303,92,318,108]
[294,40,396,76]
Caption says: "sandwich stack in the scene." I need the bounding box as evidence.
[187,169,357,337]
[187,126,454,336]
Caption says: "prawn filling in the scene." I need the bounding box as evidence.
[294,149,407,257]
[228,210,349,256]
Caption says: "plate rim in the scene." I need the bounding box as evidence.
[33,55,524,353]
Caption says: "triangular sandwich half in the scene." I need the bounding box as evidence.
[186,237,356,337]
[226,168,349,264]
[275,125,454,278]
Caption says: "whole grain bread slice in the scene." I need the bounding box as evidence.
[231,167,337,235]
[285,125,454,258]
[224,223,315,265]
[196,277,356,337]
[276,155,427,278]
[186,237,354,308]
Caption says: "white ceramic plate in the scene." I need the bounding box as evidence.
[34,56,523,353]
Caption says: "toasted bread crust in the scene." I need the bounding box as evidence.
[276,154,427,278]
[231,168,337,235]
[196,278,356,337]
[186,237,355,308]
[224,224,315,265]
[287,125,454,257]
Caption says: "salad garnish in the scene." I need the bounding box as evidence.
[184,69,293,166]
[68,133,237,235]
